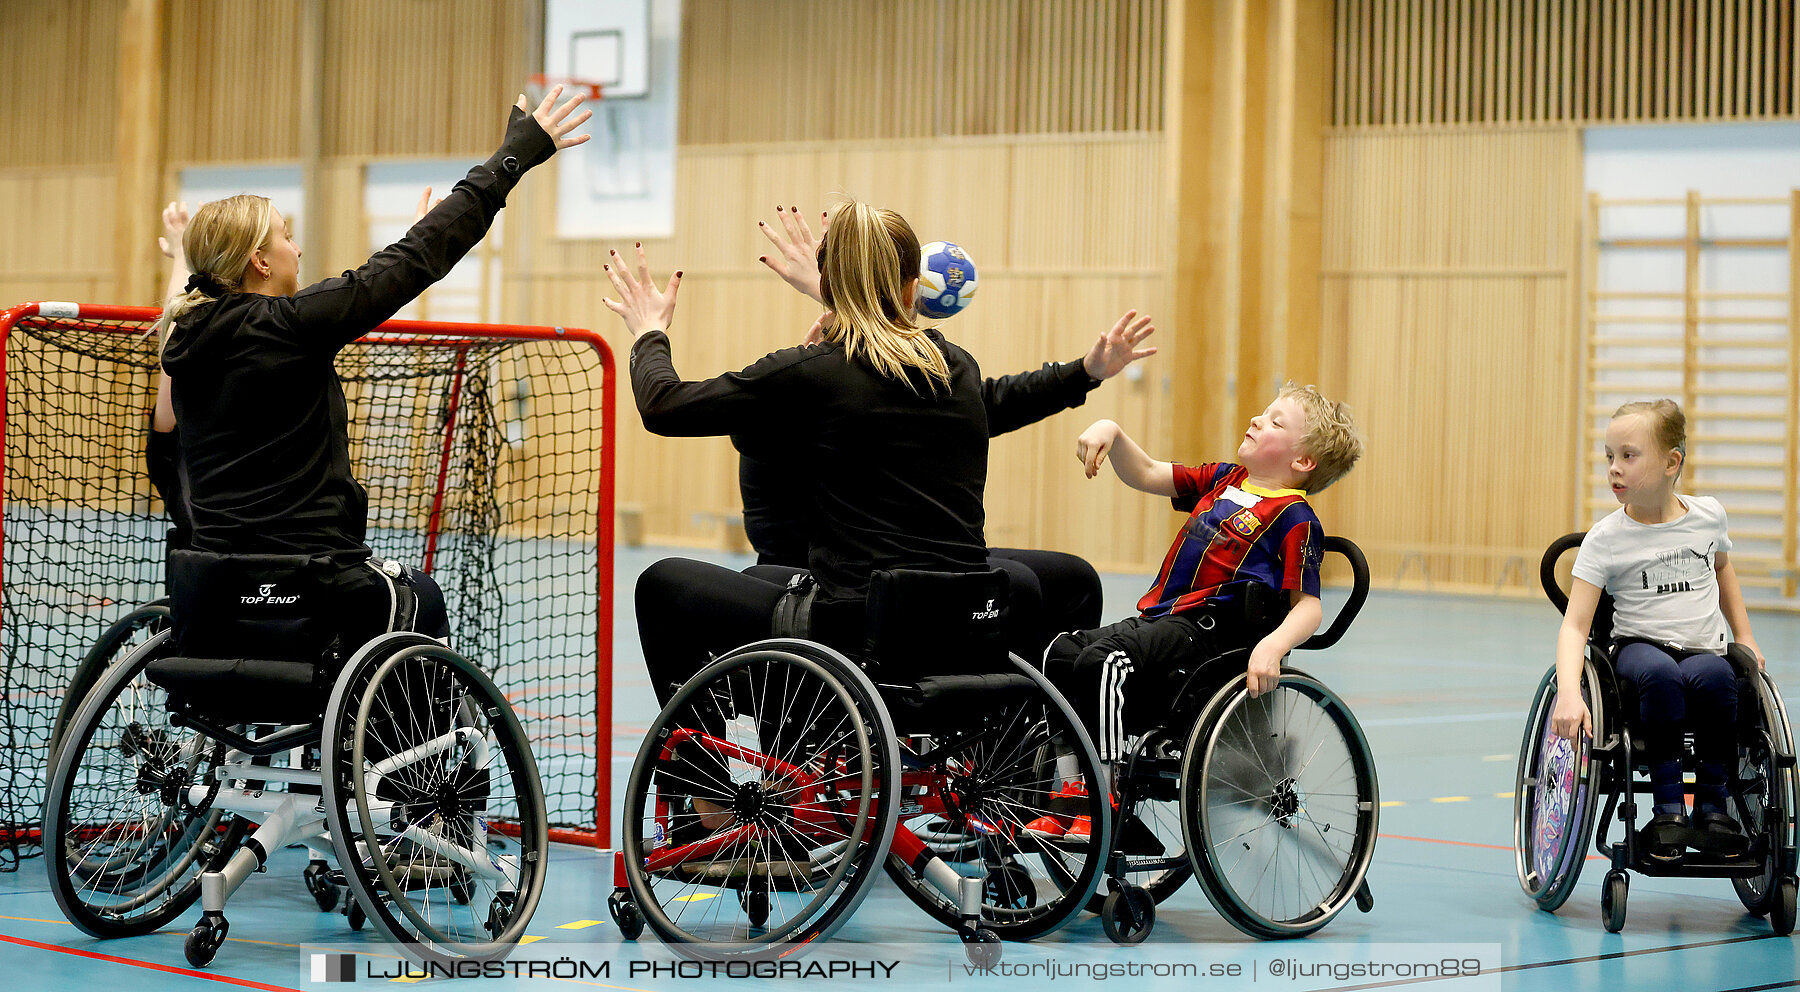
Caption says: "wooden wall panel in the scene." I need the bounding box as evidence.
[1320,128,1583,594]
[504,136,1171,557]
[1336,0,1800,126]
[0,168,118,305]
[161,0,305,162]
[0,0,123,168]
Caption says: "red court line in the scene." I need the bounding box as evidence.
[1379,831,1606,860]
[0,933,302,992]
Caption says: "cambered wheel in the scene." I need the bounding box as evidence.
[1514,662,1606,913]
[48,601,171,768]
[44,630,247,938]
[1182,672,1379,939]
[322,635,549,968]
[620,640,899,960]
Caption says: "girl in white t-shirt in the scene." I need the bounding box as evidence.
[1551,400,1766,862]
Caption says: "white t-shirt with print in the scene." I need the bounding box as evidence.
[1570,495,1734,654]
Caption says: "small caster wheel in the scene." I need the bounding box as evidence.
[485,891,519,938]
[740,880,770,929]
[1354,879,1375,913]
[1771,878,1797,937]
[346,900,366,931]
[1601,870,1628,933]
[303,862,339,912]
[983,863,1036,911]
[614,899,644,941]
[961,928,1000,969]
[448,871,474,905]
[1101,885,1155,944]
[184,915,229,968]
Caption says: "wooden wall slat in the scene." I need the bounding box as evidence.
[1334,0,1800,126]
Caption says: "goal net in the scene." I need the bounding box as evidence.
[0,301,616,867]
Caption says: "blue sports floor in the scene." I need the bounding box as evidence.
[3,545,1795,991]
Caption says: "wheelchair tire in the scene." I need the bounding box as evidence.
[1513,662,1605,912]
[1181,670,1379,940]
[882,655,1111,941]
[321,634,549,967]
[1734,669,1799,918]
[47,601,171,769]
[44,630,247,937]
[621,639,899,959]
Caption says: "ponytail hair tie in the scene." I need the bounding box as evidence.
[184,272,225,296]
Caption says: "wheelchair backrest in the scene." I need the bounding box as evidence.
[864,567,1011,677]
[166,548,343,663]
[1539,532,1615,649]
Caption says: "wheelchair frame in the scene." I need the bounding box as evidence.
[1091,535,1381,943]
[1514,532,1799,934]
[609,636,1113,966]
[44,624,551,968]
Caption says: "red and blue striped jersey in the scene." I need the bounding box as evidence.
[1136,462,1323,618]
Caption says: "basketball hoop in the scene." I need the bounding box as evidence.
[528,73,605,103]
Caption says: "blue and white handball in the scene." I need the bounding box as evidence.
[917,241,978,320]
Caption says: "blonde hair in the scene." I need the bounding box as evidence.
[152,194,277,343]
[1277,381,1363,492]
[817,200,950,394]
[1612,398,1687,478]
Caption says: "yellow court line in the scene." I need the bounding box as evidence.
[672,893,719,903]
[1495,792,1516,799]
[520,935,548,944]
[555,920,606,930]
[1431,796,1472,803]
[1379,800,1405,807]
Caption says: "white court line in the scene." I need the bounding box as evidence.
[1358,711,1523,727]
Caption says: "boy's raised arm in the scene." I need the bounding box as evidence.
[1076,419,1177,497]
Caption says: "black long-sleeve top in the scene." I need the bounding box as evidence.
[736,357,1103,566]
[631,329,1099,604]
[162,110,555,562]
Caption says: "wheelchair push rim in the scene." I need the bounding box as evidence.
[1513,663,1604,911]
[48,600,171,769]
[622,642,900,959]
[1181,672,1379,939]
[322,636,550,966]
[1734,669,1800,915]
[45,630,246,937]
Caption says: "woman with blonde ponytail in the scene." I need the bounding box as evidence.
[159,87,588,652]
[605,198,1156,743]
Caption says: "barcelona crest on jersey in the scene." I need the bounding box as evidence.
[1226,507,1261,538]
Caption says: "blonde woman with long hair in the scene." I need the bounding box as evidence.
[160,87,588,650]
[603,199,1154,751]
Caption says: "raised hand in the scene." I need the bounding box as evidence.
[412,187,444,224]
[514,85,593,150]
[157,200,190,260]
[1081,309,1157,380]
[757,206,829,306]
[601,242,682,340]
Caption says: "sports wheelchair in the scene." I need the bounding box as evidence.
[1514,533,1798,934]
[1084,535,1379,943]
[609,567,1112,966]
[43,551,550,967]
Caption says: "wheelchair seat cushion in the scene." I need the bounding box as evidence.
[880,672,1039,734]
[146,656,330,725]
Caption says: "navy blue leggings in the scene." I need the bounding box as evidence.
[1613,641,1737,814]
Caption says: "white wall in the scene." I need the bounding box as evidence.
[1582,123,1799,606]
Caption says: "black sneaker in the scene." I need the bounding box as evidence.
[1690,810,1750,856]
[1638,812,1688,864]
